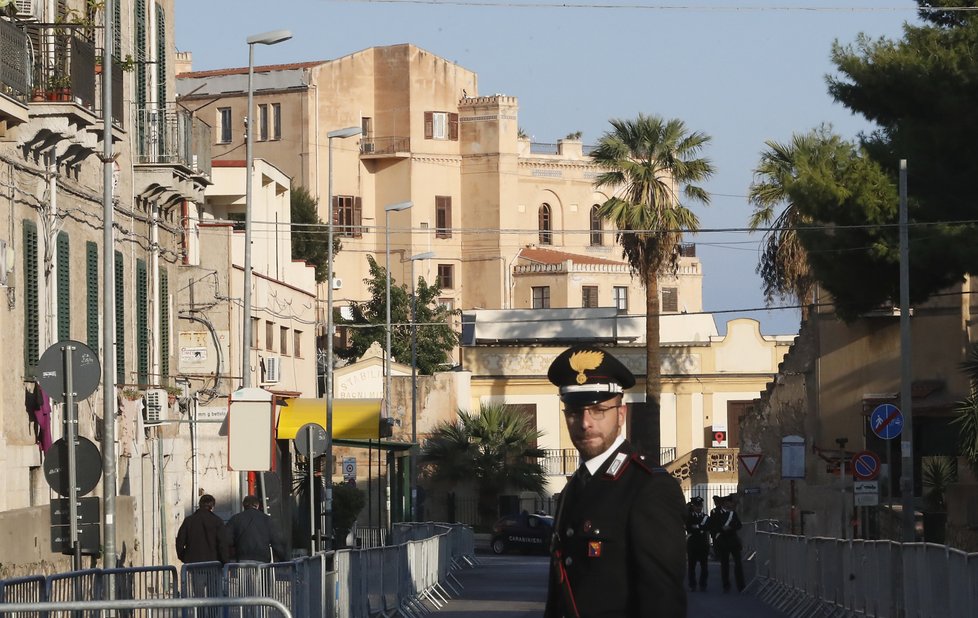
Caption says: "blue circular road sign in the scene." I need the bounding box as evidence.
[870,404,903,440]
[852,450,881,480]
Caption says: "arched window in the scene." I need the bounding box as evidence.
[590,205,603,246]
[539,204,552,245]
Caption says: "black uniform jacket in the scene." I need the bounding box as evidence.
[227,508,288,563]
[545,441,687,618]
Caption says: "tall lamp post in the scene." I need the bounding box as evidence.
[324,126,361,547]
[242,29,292,388]
[408,251,434,521]
[384,201,412,417]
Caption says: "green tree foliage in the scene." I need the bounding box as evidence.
[953,343,978,478]
[336,255,457,375]
[420,402,546,528]
[822,4,978,313]
[290,186,338,283]
[590,114,715,461]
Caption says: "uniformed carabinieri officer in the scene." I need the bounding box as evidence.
[544,345,687,618]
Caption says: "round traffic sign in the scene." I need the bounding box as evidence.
[43,437,103,497]
[294,423,327,458]
[36,341,102,403]
[852,450,881,480]
[870,404,904,440]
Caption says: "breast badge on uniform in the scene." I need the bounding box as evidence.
[587,541,602,557]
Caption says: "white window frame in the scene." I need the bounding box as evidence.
[257,104,269,141]
[432,112,448,140]
[272,103,282,140]
[218,107,232,143]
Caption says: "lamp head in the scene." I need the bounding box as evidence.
[246,29,292,46]
[410,251,436,261]
[385,201,413,213]
[328,127,362,139]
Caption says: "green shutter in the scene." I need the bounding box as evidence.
[135,0,147,110]
[57,232,70,342]
[23,221,38,374]
[86,242,99,353]
[136,259,148,385]
[160,269,169,380]
[155,3,167,105]
[115,251,125,384]
[113,0,122,61]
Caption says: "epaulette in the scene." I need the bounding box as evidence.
[630,453,668,476]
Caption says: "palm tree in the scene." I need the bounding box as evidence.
[953,343,978,478]
[747,126,838,320]
[420,402,546,528]
[590,114,715,462]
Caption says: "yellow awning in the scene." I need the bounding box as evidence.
[276,398,383,440]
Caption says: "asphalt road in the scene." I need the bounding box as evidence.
[432,553,789,617]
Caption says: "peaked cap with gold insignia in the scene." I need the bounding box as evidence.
[547,345,636,407]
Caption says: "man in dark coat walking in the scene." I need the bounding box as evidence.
[544,345,687,618]
[227,495,288,562]
[175,494,229,563]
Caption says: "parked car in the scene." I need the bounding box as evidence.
[490,512,554,554]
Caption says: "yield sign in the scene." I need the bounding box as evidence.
[739,453,763,477]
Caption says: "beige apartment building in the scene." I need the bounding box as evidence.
[176,43,700,323]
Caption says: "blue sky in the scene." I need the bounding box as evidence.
[175,0,914,335]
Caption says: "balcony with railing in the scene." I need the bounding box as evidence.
[30,27,96,110]
[0,17,31,126]
[134,106,211,177]
[360,135,410,158]
[543,446,678,476]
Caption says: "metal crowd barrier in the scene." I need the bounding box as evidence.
[747,524,978,618]
[0,523,474,618]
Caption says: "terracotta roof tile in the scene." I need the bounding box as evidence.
[519,247,625,266]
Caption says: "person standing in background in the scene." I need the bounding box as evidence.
[685,496,711,592]
[709,494,745,592]
[227,494,288,562]
[175,494,229,564]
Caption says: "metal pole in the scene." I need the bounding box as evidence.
[324,127,360,547]
[325,136,335,549]
[836,437,848,540]
[410,262,418,522]
[64,344,80,570]
[242,42,255,387]
[101,0,117,570]
[898,159,915,541]
[308,424,315,555]
[386,212,392,417]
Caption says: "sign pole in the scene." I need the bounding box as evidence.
[63,344,81,570]
[308,424,316,555]
[898,159,915,541]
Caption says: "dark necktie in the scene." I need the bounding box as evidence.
[578,465,592,488]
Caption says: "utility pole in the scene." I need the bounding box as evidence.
[898,159,915,541]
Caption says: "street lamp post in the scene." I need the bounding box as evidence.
[408,251,434,521]
[384,201,412,419]
[242,29,292,388]
[324,126,361,548]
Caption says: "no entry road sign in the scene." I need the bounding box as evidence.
[870,404,903,440]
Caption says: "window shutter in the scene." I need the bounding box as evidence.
[113,0,122,60]
[135,0,147,110]
[115,251,125,384]
[449,113,459,141]
[155,3,167,105]
[354,197,362,238]
[160,269,169,380]
[23,221,39,374]
[136,259,148,385]
[57,232,70,342]
[86,242,99,353]
[331,196,338,226]
[424,111,433,139]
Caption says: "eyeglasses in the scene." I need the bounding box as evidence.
[562,402,620,422]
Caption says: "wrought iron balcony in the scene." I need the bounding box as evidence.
[134,106,211,178]
[360,136,410,157]
[28,27,96,110]
[0,17,31,106]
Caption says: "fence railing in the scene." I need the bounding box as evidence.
[360,136,409,155]
[0,523,477,618]
[135,106,211,176]
[0,18,30,104]
[745,524,978,618]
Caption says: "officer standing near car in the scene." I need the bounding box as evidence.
[544,345,687,618]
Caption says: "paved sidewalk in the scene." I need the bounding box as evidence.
[432,554,787,617]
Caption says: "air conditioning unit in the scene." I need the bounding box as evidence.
[263,356,281,384]
[14,0,43,20]
[144,389,168,426]
[332,277,343,290]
